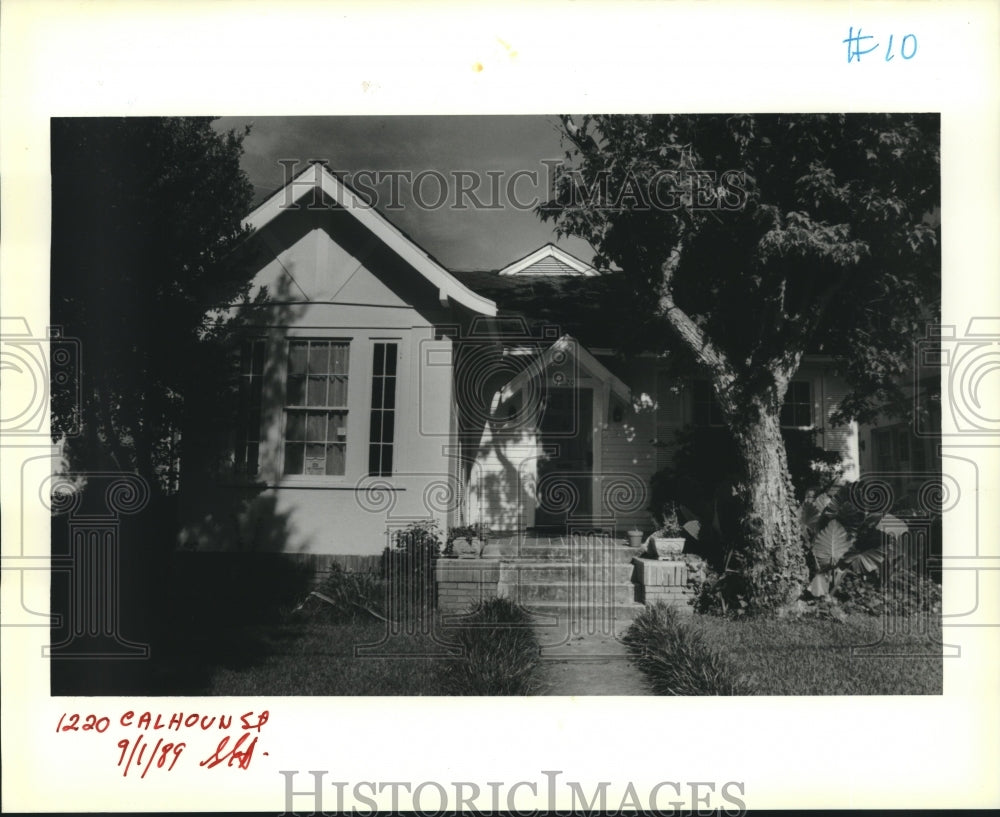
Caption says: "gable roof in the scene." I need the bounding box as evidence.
[498,243,599,277]
[499,334,631,404]
[243,162,496,316]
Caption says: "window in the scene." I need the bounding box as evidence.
[781,381,812,427]
[692,379,812,428]
[236,338,266,476]
[872,423,928,472]
[283,340,350,476]
[368,342,398,476]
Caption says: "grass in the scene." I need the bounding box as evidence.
[625,603,943,696]
[183,595,542,696]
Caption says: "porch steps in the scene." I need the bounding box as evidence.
[493,535,644,621]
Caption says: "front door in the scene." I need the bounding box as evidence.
[534,387,593,529]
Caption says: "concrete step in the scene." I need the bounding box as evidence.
[499,563,636,583]
[499,580,637,604]
[494,545,641,563]
[523,599,646,622]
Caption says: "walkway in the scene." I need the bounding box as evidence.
[490,532,653,695]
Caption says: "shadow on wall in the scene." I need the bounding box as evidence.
[178,268,310,554]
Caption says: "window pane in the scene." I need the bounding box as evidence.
[384,347,397,376]
[370,410,382,440]
[308,343,330,374]
[286,412,305,441]
[368,443,381,476]
[251,340,265,375]
[373,343,385,374]
[304,443,326,475]
[326,443,346,475]
[382,411,394,441]
[383,377,395,409]
[286,375,305,405]
[307,376,327,406]
[381,445,393,475]
[245,444,259,476]
[329,375,348,406]
[331,343,349,375]
[288,342,308,375]
[284,443,304,475]
[371,376,384,407]
[327,411,347,440]
[306,412,326,441]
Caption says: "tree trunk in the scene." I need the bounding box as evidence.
[730,406,808,612]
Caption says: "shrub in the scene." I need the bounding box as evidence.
[623,603,758,695]
[297,563,386,623]
[439,598,541,695]
[383,520,441,618]
[798,482,941,618]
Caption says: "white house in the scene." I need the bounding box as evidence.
[181,163,862,555]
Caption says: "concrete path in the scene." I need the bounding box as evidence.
[532,618,651,696]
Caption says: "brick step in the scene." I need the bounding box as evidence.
[499,581,637,604]
[499,563,636,583]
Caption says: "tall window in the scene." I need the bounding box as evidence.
[283,340,350,476]
[236,338,266,476]
[368,342,398,477]
[780,381,812,427]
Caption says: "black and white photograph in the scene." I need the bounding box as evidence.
[2,1,998,814]
[46,113,945,699]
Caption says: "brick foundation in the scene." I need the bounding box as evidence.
[434,559,501,612]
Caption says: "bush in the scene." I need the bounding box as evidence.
[439,598,541,695]
[383,520,441,619]
[297,563,386,623]
[623,603,758,694]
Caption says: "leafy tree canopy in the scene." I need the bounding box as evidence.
[541,113,940,426]
[51,117,256,488]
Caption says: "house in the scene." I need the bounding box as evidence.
[181,163,862,556]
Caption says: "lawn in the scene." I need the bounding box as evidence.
[626,605,943,696]
[170,598,544,696]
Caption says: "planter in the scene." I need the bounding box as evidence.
[649,536,685,559]
[626,530,644,548]
[454,538,485,559]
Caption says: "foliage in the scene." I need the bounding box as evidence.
[795,481,941,618]
[623,603,758,694]
[50,117,256,492]
[301,563,386,623]
[439,598,542,695]
[383,520,441,618]
[541,113,939,612]
[799,483,905,599]
[444,523,492,558]
[651,425,843,521]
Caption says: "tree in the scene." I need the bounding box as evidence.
[51,117,256,493]
[540,114,940,612]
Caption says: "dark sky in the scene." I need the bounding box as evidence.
[213,115,596,272]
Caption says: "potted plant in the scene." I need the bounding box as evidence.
[626,528,645,548]
[445,523,491,559]
[646,506,685,559]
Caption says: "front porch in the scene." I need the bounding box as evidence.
[435,531,694,631]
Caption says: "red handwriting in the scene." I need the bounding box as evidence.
[199,732,258,770]
[57,710,270,776]
[117,735,186,778]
